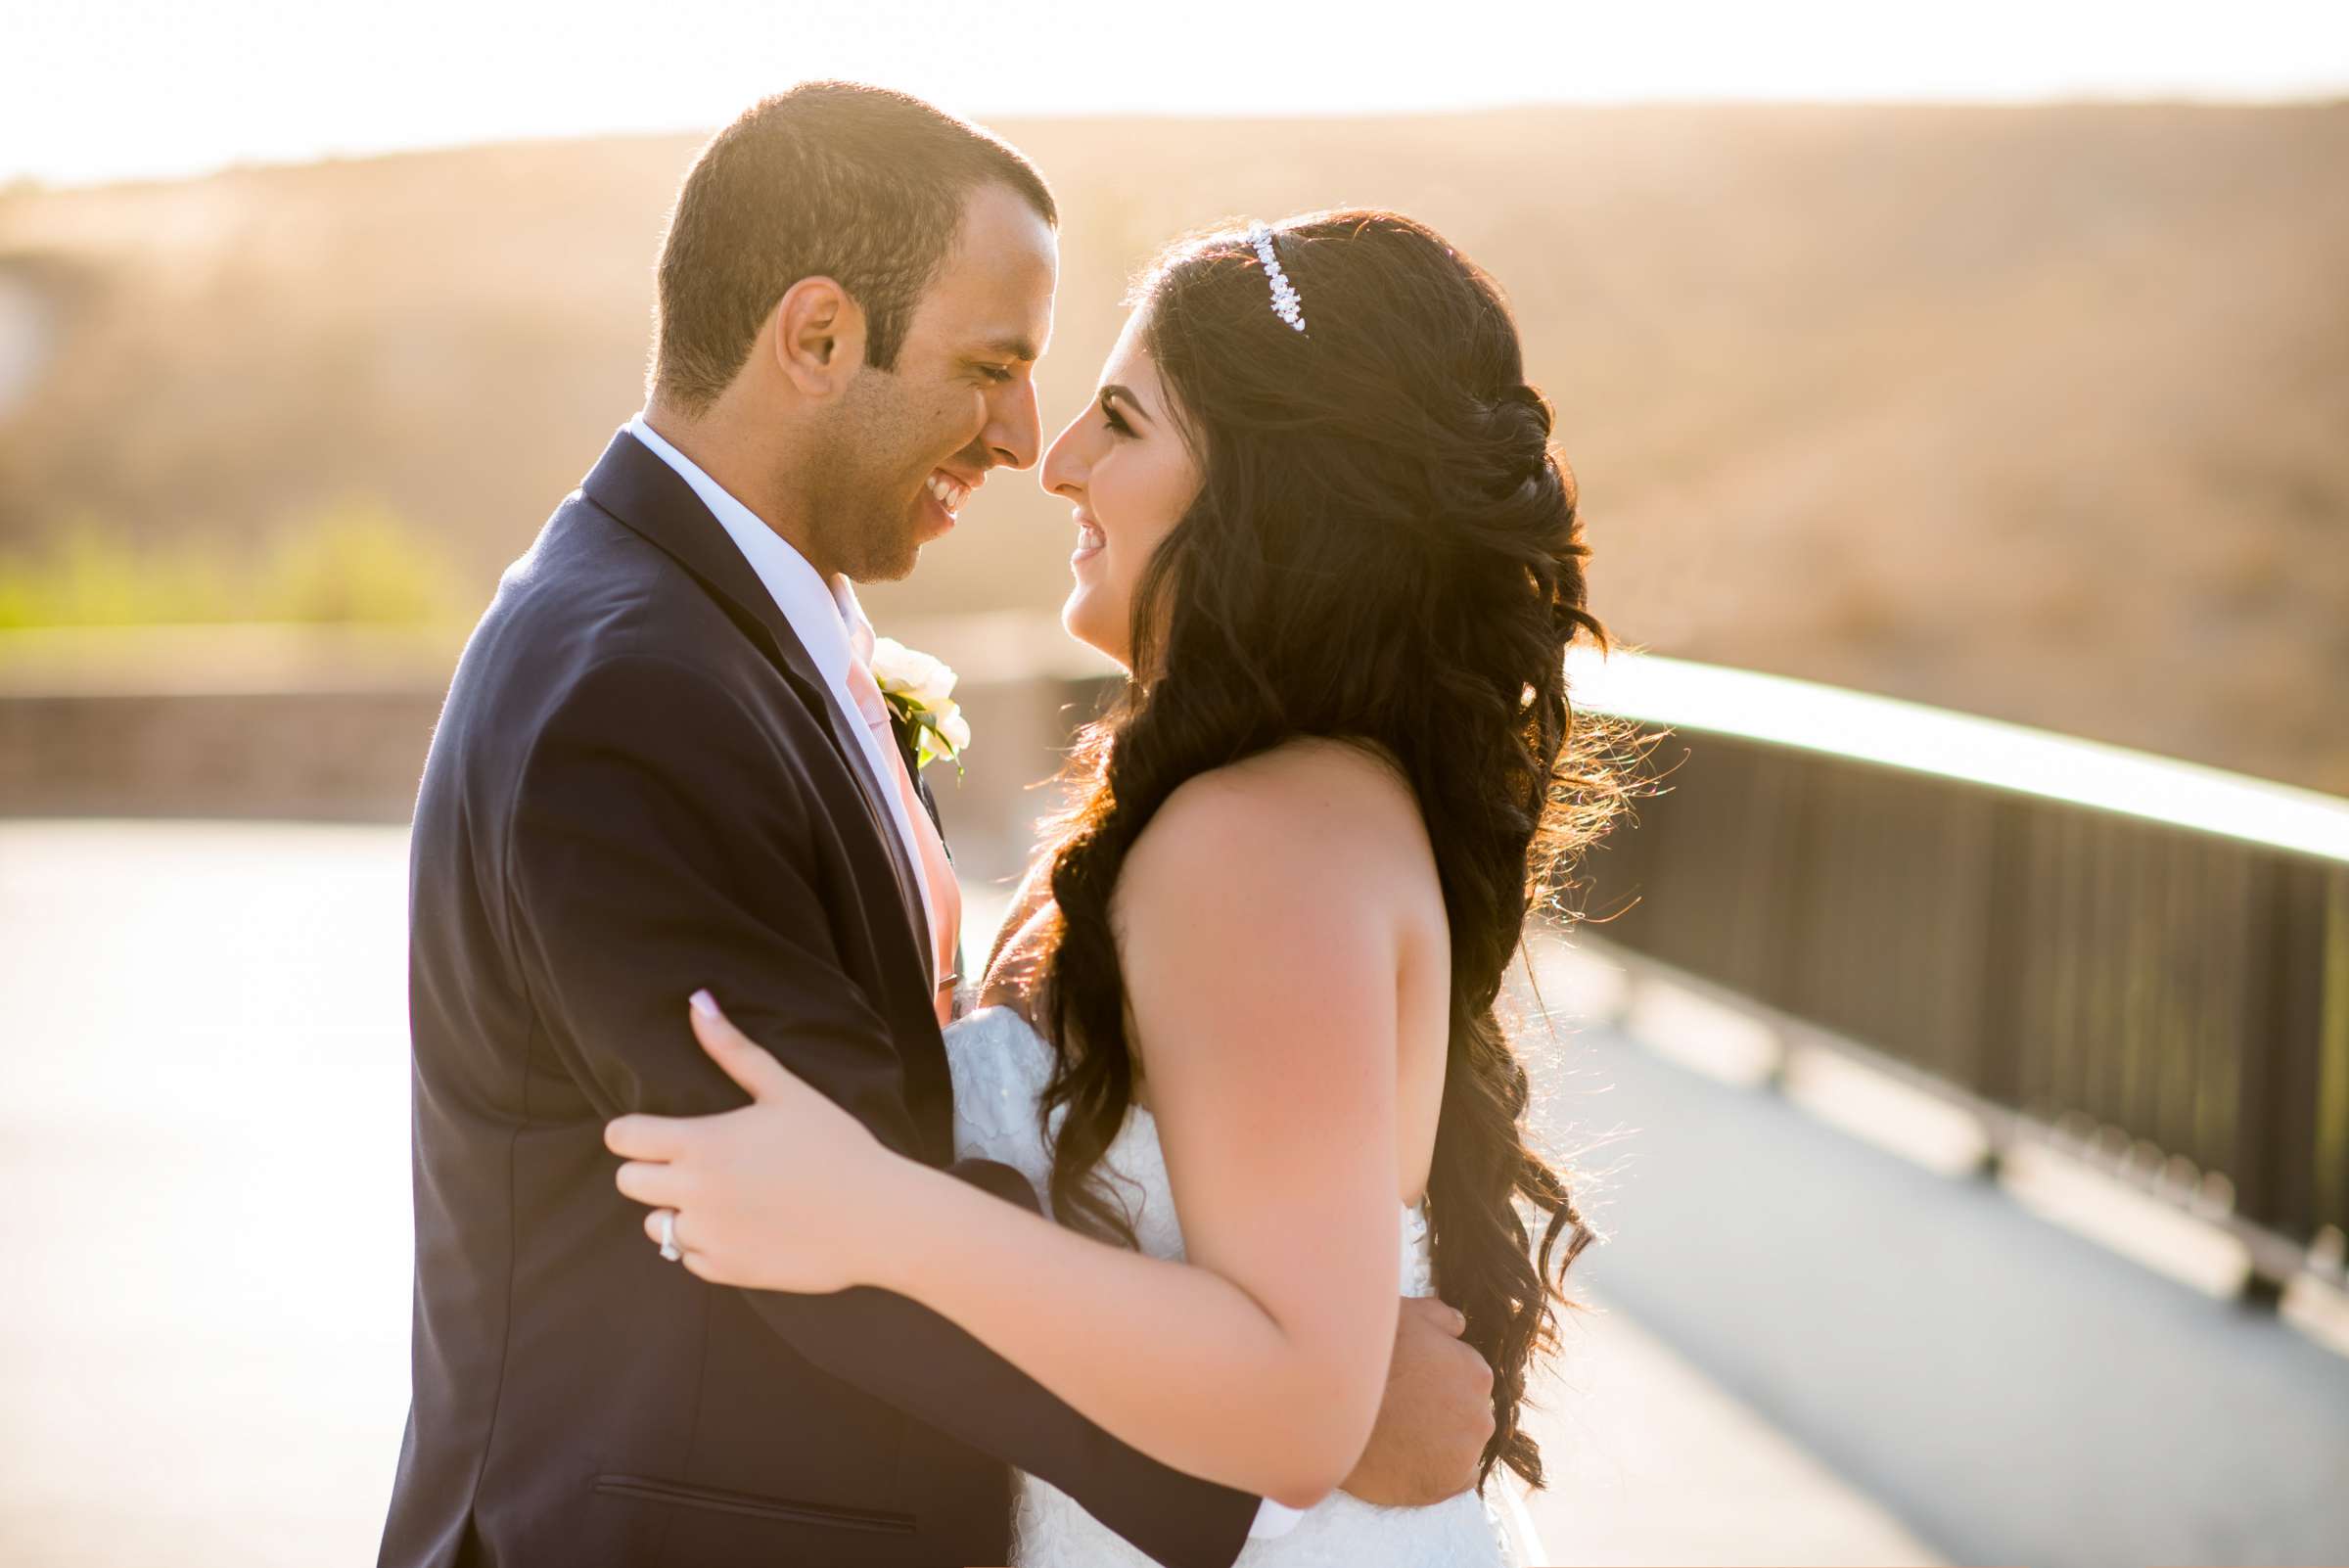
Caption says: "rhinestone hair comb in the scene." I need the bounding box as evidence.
[1247,221,1308,334]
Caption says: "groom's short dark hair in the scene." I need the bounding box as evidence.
[650,82,1057,411]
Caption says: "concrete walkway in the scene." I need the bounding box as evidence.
[0,818,2236,1567]
[1524,939,2349,1568]
[1,821,415,1567]
[1518,1291,1939,1566]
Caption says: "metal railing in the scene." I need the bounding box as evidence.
[12,623,2345,1292]
[1564,650,2349,1297]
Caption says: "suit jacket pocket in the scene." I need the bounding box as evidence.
[592,1473,917,1533]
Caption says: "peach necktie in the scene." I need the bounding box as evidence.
[842,642,962,1026]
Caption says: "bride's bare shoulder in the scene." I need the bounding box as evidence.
[1120,737,1430,909]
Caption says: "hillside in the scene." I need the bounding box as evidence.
[2,103,2345,793]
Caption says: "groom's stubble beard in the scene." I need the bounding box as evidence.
[802,367,930,584]
[807,363,953,584]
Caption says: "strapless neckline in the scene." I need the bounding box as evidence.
[942,1006,1438,1301]
[1118,1091,1432,1232]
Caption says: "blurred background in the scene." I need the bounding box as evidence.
[4,3,2347,1564]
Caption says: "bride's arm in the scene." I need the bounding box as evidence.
[906,768,1406,1507]
[611,759,1410,1509]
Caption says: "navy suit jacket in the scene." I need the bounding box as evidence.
[379,430,1258,1568]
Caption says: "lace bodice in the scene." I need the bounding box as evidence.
[943,1005,1525,1568]
[945,1005,1433,1285]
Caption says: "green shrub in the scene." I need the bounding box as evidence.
[0,502,464,627]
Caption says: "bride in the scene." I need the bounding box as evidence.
[607,208,1628,1565]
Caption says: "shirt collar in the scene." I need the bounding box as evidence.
[622,411,859,692]
[621,411,940,947]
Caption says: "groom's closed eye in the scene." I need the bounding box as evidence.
[965,333,1040,382]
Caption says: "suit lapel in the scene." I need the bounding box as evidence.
[579,432,935,990]
[886,710,953,851]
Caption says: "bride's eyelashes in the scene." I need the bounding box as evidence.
[1096,392,1134,438]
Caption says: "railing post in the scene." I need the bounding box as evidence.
[2237,854,2326,1307]
[1973,796,2034,1179]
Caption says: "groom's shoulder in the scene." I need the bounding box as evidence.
[431,491,758,782]
[498,490,712,635]
[465,492,737,695]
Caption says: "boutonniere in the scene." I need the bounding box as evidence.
[869,636,972,777]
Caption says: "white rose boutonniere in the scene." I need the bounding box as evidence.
[868,635,972,777]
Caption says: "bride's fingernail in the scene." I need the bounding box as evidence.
[690,989,719,1019]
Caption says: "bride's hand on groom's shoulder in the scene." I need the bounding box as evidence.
[1341,1297,1497,1507]
[604,991,915,1294]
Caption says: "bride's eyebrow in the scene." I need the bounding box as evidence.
[1099,384,1152,424]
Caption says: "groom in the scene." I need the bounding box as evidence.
[382,82,1496,1568]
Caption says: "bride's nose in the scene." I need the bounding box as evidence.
[1040,411,1088,501]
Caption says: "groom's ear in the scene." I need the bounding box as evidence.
[770,276,868,397]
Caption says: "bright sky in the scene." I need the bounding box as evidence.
[6,0,2344,188]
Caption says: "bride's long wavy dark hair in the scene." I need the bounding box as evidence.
[1032,209,1633,1490]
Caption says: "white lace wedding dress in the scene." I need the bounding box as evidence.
[944,1004,1542,1568]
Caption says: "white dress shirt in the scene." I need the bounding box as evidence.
[622,414,1301,1545]
[622,414,940,956]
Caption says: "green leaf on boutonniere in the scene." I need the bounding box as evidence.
[871,636,970,779]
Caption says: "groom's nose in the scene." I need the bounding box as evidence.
[982,376,1042,471]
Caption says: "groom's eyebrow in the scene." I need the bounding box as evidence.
[974,333,1040,363]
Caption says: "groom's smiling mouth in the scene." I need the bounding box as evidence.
[925,468,977,517]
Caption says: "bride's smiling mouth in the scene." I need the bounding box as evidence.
[1071,510,1106,565]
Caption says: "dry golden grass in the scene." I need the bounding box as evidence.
[1,103,2344,792]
